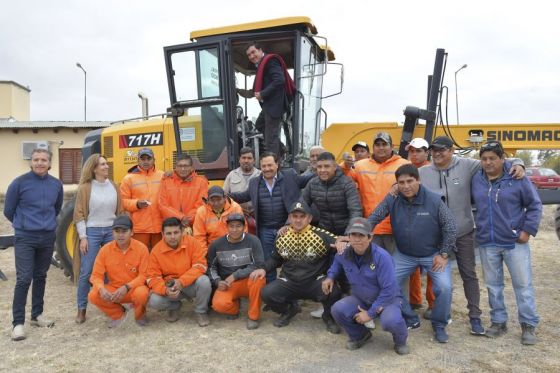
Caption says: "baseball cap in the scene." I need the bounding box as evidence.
[138,148,154,158]
[351,141,370,152]
[289,201,312,215]
[429,136,454,149]
[226,213,245,225]
[345,217,372,236]
[373,132,392,145]
[112,215,133,230]
[208,185,225,198]
[405,138,430,151]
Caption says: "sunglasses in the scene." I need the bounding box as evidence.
[480,141,503,151]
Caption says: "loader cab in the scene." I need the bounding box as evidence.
[163,17,339,179]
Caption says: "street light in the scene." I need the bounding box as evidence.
[138,92,149,120]
[76,62,87,122]
[454,64,467,124]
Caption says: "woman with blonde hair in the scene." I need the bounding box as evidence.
[73,154,122,324]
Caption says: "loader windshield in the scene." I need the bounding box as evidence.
[167,44,228,179]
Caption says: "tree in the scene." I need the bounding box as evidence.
[516,151,533,167]
[542,153,560,174]
[537,150,556,164]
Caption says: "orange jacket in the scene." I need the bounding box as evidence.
[342,154,410,234]
[193,198,246,252]
[158,171,208,225]
[120,166,164,233]
[90,238,149,293]
[145,234,207,295]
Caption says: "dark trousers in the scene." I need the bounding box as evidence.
[264,112,282,157]
[455,230,482,319]
[258,227,278,283]
[12,231,56,326]
[261,275,341,321]
[332,295,408,345]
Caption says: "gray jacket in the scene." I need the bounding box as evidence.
[419,155,522,237]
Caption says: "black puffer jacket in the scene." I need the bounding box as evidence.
[302,168,363,235]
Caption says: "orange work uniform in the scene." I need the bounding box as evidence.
[120,166,164,249]
[145,235,207,295]
[192,198,246,252]
[158,172,208,226]
[212,278,266,321]
[408,159,434,308]
[341,154,409,234]
[88,239,150,320]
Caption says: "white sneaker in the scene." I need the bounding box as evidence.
[365,320,376,330]
[310,306,324,319]
[11,324,26,341]
[30,314,55,328]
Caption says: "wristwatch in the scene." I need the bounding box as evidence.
[439,252,449,259]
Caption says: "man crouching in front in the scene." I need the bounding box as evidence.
[250,202,341,333]
[146,217,212,326]
[88,215,150,328]
[325,218,409,354]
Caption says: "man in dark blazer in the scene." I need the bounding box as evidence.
[244,41,292,157]
[229,152,313,282]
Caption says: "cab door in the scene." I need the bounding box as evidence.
[164,41,234,180]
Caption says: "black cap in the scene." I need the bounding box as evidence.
[112,215,133,230]
[289,201,311,215]
[226,213,245,225]
[345,217,372,235]
[138,148,154,158]
[208,185,225,198]
[429,136,454,149]
[351,141,370,152]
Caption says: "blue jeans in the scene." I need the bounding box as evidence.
[148,275,212,314]
[12,231,56,327]
[479,243,539,327]
[77,226,113,310]
[394,250,452,328]
[258,227,278,283]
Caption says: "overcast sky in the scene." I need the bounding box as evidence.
[2,0,559,126]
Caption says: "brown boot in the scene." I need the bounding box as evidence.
[75,309,86,324]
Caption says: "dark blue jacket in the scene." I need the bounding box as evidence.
[471,162,542,249]
[4,171,64,234]
[327,243,400,318]
[230,169,314,233]
[367,185,457,257]
[258,57,288,118]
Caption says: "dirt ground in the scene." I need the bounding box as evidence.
[0,206,559,373]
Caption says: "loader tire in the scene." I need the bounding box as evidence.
[56,198,76,281]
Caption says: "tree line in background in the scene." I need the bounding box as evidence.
[517,150,560,173]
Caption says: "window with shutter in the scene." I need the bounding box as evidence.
[59,149,82,184]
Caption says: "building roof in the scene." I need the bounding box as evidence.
[0,120,110,129]
[0,80,31,92]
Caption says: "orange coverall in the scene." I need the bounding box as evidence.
[88,239,150,320]
[158,172,208,226]
[145,235,208,295]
